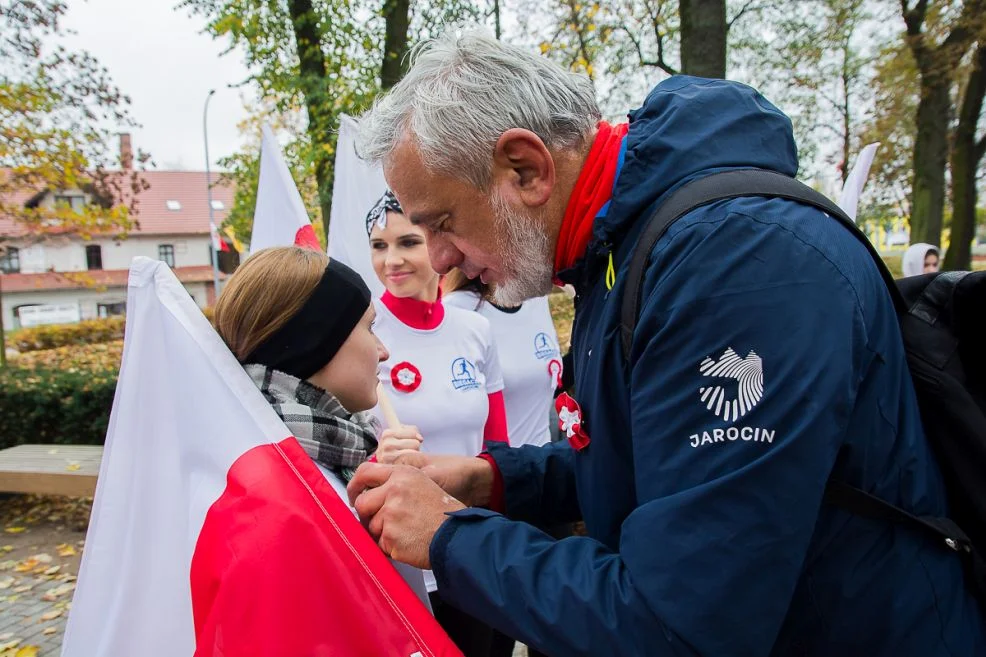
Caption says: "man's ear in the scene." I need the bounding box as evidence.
[492,128,555,209]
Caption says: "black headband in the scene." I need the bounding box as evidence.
[365,190,403,236]
[244,259,371,380]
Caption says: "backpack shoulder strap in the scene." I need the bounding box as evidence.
[619,168,905,361]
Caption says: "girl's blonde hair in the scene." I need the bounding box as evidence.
[214,246,329,361]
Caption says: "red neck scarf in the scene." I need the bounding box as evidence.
[380,289,445,330]
[553,121,629,274]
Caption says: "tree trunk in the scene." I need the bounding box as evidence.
[944,43,986,271]
[381,0,411,90]
[679,0,726,78]
[902,0,984,248]
[287,0,334,231]
[909,72,951,246]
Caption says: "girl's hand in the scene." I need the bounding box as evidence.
[375,425,423,464]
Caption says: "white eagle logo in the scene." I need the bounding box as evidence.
[699,348,763,422]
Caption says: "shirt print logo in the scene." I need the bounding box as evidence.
[534,332,559,360]
[450,357,480,391]
[698,347,763,422]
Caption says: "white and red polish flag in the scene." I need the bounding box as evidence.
[326,114,386,298]
[62,257,461,657]
[209,221,229,253]
[249,124,321,254]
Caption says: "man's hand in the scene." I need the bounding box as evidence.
[346,463,465,569]
[392,452,494,508]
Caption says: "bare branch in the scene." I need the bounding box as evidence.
[727,0,761,31]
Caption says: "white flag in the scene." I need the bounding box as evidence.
[838,142,879,223]
[62,257,457,657]
[250,124,320,254]
[327,114,387,298]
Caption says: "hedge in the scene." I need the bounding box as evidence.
[10,316,126,352]
[10,340,123,372]
[0,366,117,449]
[10,307,214,352]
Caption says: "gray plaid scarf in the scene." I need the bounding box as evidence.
[245,364,379,482]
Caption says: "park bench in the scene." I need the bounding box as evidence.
[0,444,102,497]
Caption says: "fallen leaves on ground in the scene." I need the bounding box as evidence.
[0,495,93,533]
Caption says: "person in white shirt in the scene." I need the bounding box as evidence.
[366,191,507,657]
[443,271,562,447]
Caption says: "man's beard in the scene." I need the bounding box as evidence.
[488,191,554,306]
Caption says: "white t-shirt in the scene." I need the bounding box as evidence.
[371,299,504,594]
[445,291,562,447]
[372,298,504,458]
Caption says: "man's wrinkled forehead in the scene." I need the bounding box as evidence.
[383,139,462,228]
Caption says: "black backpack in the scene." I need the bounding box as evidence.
[619,168,986,595]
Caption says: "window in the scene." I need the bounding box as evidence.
[210,200,225,210]
[97,302,126,318]
[166,200,181,211]
[54,195,85,213]
[0,247,20,274]
[85,244,103,270]
[158,244,175,267]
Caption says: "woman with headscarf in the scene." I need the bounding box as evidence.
[902,243,940,277]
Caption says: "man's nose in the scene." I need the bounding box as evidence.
[426,233,462,275]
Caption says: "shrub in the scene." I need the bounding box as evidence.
[0,366,117,449]
[10,340,123,372]
[11,316,125,352]
[10,306,215,352]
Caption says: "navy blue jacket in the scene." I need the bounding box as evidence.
[429,76,985,656]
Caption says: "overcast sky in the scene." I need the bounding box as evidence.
[62,0,254,171]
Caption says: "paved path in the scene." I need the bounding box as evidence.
[0,569,74,656]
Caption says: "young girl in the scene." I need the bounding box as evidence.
[213,246,424,497]
[366,191,507,657]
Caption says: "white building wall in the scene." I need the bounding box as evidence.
[2,281,212,330]
[14,235,213,273]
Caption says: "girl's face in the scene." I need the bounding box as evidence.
[924,252,940,274]
[370,211,440,301]
[307,305,389,412]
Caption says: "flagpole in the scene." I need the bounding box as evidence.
[376,383,401,429]
[203,89,221,303]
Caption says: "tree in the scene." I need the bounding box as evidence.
[381,0,412,89]
[861,42,920,216]
[900,0,984,246]
[746,0,879,184]
[183,0,379,233]
[679,0,726,77]
[944,40,986,270]
[184,0,482,238]
[0,0,147,241]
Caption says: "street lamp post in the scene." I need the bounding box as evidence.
[203,89,221,303]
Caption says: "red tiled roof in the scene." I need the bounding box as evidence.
[0,266,225,293]
[0,170,235,238]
